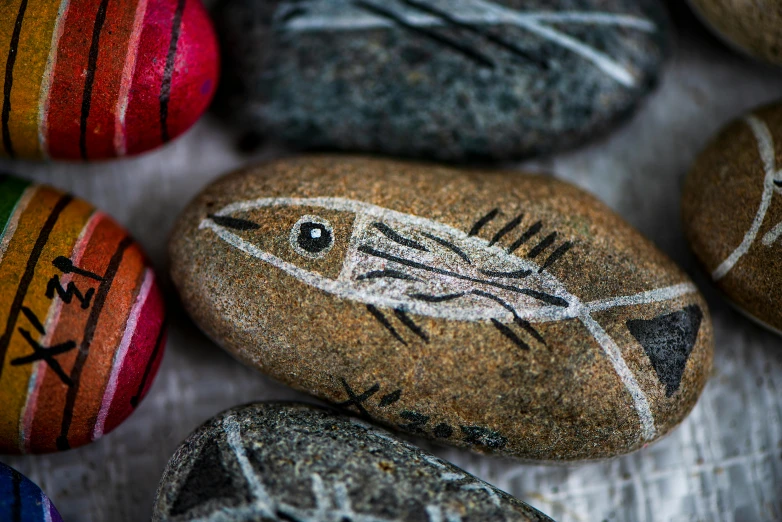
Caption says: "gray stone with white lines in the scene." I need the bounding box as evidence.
[152,402,553,522]
[214,0,670,161]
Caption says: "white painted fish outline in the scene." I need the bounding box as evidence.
[277,0,659,87]
[712,115,782,281]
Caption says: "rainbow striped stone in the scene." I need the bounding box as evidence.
[0,462,63,522]
[0,174,166,454]
[0,0,219,161]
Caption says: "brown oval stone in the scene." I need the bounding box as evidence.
[170,156,714,461]
[687,0,782,65]
[683,102,782,335]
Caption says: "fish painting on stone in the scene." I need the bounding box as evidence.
[0,0,219,161]
[216,0,670,161]
[169,156,714,462]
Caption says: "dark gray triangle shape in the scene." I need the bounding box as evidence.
[627,305,703,397]
[170,439,247,516]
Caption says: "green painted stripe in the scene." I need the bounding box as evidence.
[0,174,32,240]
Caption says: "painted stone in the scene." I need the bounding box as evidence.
[687,0,782,65]
[683,102,782,335]
[169,156,714,461]
[215,0,670,162]
[0,174,167,454]
[0,0,219,161]
[0,462,63,522]
[152,402,554,522]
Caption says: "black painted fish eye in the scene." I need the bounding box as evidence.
[290,215,335,259]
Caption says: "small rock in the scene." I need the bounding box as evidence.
[169,155,713,461]
[0,462,63,522]
[687,0,782,65]
[0,0,219,160]
[683,102,782,335]
[152,402,554,522]
[215,0,670,161]
[0,174,167,453]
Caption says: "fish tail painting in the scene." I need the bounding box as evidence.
[201,196,702,442]
[0,175,166,454]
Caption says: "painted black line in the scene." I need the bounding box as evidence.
[366,304,407,346]
[280,6,307,23]
[336,378,380,420]
[410,292,466,303]
[353,1,494,68]
[2,0,28,158]
[359,245,569,307]
[421,232,472,264]
[0,195,72,382]
[491,319,530,351]
[489,213,524,247]
[57,236,133,451]
[12,329,75,386]
[372,222,428,251]
[21,306,45,335]
[527,232,557,259]
[472,290,545,345]
[401,0,549,69]
[508,221,542,254]
[131,318,167,408]
[469,208,499,236]
[775,179,782,187]
[79,0,111,160]
[357,269,421,282]
[276,510,303,522]
[379,389,402,407]
[394,308,429,342]
[478,268,531,279]
[11,466,22,522]
[538,241,573,273]
[208,214,260,231]
[53,256,105,281]
[160,0,187,143]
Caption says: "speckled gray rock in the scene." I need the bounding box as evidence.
[215,0,671,161]
[152,402,554,522]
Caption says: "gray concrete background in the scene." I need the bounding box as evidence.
[1,3,781,521]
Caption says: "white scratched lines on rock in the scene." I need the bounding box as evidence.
[222,415,276,518]
[712,116,782,281]
[283,0,656,86]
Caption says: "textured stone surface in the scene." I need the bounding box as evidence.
[152,402,553,522]
[682,101,782,335]
[169,155,713,462]
[0,0,219,160]
[0,174,167,454]
[0,461,63,522]
[687,0,782,65]
[215,0,670,162]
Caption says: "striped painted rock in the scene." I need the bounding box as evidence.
[0,462,63,522]
[0,0,219,161]
[0,174,166,454]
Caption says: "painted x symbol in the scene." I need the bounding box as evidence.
[335,378,379,420]
[10,306,76,386]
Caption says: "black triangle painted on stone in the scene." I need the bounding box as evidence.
[627,305,703,397]
[170,439,246,516]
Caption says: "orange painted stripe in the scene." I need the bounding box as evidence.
[0,188,92,453]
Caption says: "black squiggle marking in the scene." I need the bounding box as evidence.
[379,389,402,407]
[489,213,524,246]
[527,232,557,259]
[336,379,380,420]
[491,319,530,351]
[539,241,573,272]
[366,304,407,345]
[421,232,472,264]
[357,270,422,282]
[508,221,542,254]
[478,268,532,279]
[394,308,429,342]
[208,214,260,231]
[372,222,428,251]
[410,292,466,303]
[2,0,28,158]
[469,208,499,236]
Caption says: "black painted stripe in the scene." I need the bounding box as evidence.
[469,208,499,237]
[130,317,167,408]
[11,467,22,522]
[393,308,429,342]
[489,213,524,247]
[357,269,421,282]
[527,232,557,259]
[0,195,72,382]
[372,222,428,251]
[420,232,472,264]
[353,0,494,68]
[410,292,465,303]
[507,221,542,254]
[208,214,260,231]
[775,179,782,187]
[478,268,531,279]
[366,304,406,346]
[79,0,111,160]
[160,0,187,143]
[538,241,573,273]
[2,0,28,158]
[20,306,45,335]
[57,236,133,451]
[491,319,529,351]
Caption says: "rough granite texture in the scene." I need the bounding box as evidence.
[168,156,714,462]
[682,101,782,335]
[687,0,782,65]
[152,402,554,521]
[214,0,670,161]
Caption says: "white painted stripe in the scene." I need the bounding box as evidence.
[712,116,779,280]
[0,186,37,267]
[92,268,154,440]
[522,12,656,30]
[36,0,70,159]
[585,283,698,313]
[580,313,656,440]
[42,494,53,522]
[762,220,782,246]
[223,415,275,517]
[114,0,148,156]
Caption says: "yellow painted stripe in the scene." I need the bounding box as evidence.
[6,0,63,159]
[0,188,92,452]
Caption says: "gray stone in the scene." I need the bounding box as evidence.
[152,402,554,522]
[214,0,671,161]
